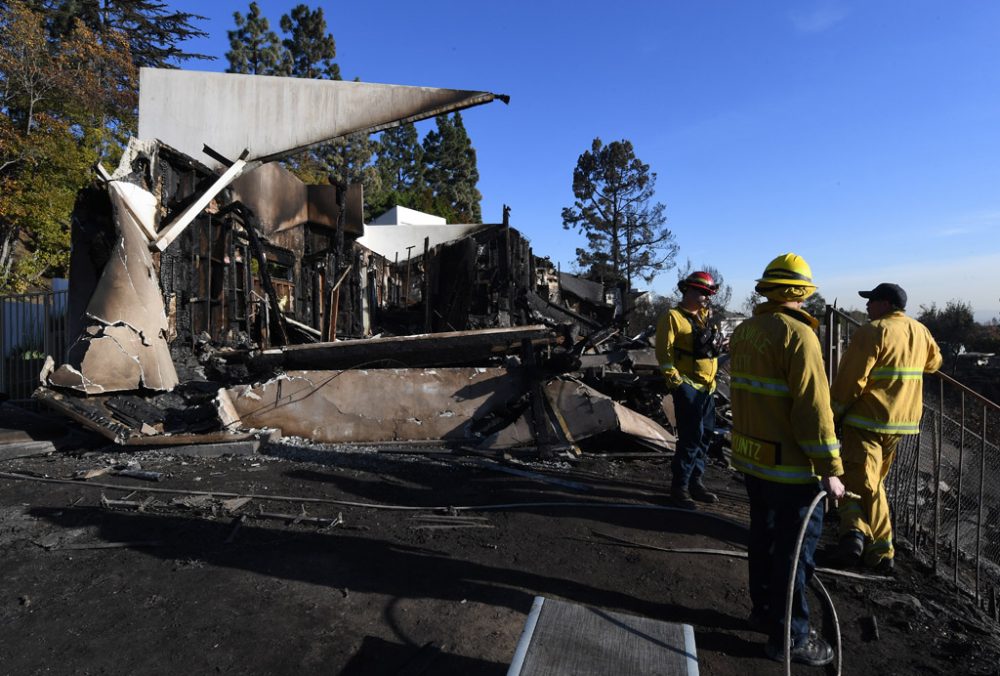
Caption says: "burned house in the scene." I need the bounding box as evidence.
[35,68,676,455]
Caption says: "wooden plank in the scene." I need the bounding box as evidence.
[508,597,698,676]
[153,153,248,252]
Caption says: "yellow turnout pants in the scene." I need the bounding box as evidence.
[837,425,901,565]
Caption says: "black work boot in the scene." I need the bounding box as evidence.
[765,631,834,667]
[689,481,718,504]
[870,557,895,575]
[826,531,864,569]
[670,485,697,510]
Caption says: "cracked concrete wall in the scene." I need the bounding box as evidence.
[48,181,179,394]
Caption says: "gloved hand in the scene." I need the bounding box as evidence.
[663,372,684,392]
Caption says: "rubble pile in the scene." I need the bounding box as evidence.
[25,68,697,459]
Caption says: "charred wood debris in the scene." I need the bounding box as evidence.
[20,139,732,462]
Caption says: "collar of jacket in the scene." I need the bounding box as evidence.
[753,300,819,329]
[676,305,707,322]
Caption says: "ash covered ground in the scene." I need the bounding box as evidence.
[1,441,998,675]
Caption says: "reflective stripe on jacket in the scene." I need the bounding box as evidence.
[831,311,942,435]
[655,307,718,391]
[729,302,843,484]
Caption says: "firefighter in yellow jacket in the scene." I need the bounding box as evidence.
[730,253,845,667]
[829,283,942,573]
[655,271,721,510]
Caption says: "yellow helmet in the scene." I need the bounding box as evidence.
[756,253,816,288]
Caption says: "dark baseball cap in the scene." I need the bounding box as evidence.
[859,282,907,309]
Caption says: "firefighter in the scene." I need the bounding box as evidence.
[828,283,942,573]
[655,270,722,510]
[729,253,845,667]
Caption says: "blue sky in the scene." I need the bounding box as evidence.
[168,1,1000,322]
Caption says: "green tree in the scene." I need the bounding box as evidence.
[968,323,1000,354]
[422,112,482,223]
[918,300,977,370]
[1,1,136,291]
[803,292,827,319]
[262,5,375,194]
[367,121,426,217]
[226,1,286,75]
[279,3,339,80]
[377,122,423,192]
[29,0,209,68]
[562,137,678,289]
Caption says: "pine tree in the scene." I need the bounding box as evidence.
[226,1,286,75]
[562,137,678,289]
[279,3,339,80]
[367,122,424,217]
[377,122,423,193]
[270,4,374,193]
[31,0,210,68]
[803,292,828,318]
[422,112,482,223]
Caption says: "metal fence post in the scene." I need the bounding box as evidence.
[933,411,942,575]
[954,392,965,585]
[976,408,986,602]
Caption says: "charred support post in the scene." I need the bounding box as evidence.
[423,236,431,332]
[240,207,290,346]
[404,245,415,306]
[325,182,348,341]
[327,266,351,341]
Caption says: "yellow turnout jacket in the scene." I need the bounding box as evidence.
[729,302,843,484]
[831,310,942,435]
[655,306,718,392]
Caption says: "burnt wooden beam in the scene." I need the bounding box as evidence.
[252,325,555,371]
[240,207,290,346]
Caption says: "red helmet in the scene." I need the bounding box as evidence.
[679,271,718,295]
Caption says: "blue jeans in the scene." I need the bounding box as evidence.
[671,383,716,487]
[744,474,824,644]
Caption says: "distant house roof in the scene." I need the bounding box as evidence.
[559,272,606,305]
[358,206,492,261]
[369,205,447,226]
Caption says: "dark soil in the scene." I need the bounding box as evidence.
[1,441,998,675]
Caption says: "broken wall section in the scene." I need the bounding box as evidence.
[49,175,178,394]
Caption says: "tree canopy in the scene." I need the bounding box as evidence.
[1,0,137,291]
[562,137,678,289]
[421,112,482,223]
[28,0,209,68]
[226,1,285,75]
[918,300,977,369]
[226,4,378,195]
[803,291,827,319]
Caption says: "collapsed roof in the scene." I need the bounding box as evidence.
[137,68,509,169]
